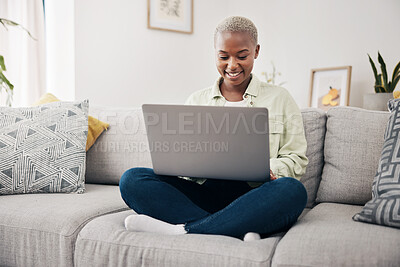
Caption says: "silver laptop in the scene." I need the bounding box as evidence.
[142,104,270,182]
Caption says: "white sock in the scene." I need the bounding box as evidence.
[243,232,261,242]
[124,214,187,235]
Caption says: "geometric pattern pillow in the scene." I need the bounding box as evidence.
[0,100,88,195]
[32,93,109,151]
[353,99,400,228]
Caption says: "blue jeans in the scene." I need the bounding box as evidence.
[119,167,307,238]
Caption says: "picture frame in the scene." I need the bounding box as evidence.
[147,0,194,34]
[309,66,352,111]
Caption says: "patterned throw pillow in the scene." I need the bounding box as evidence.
[0,100,88,195]
[353,99,400,228]
[32,93,109,151]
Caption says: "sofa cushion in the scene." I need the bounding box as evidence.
[353,99,400,228]
[75,210,282,267]
[85,107,152,185]
[0,100,88,195]
[300,108,326,208]
[272,203,400,267]
[316,107,390,205]
[0,184,128,267]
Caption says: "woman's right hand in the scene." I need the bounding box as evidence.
[270,170,277,181]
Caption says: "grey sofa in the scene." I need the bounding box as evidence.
[1,105,400,267]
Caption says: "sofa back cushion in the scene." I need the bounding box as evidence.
[316,106,390,205]
[85,107,152,185]
[300,108,326,208]
[86,106,328,201]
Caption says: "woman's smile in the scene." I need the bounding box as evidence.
[225,71,243,80]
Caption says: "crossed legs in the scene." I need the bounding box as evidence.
[119,168,307,238]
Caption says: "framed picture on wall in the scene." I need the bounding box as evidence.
[309,66,352,111]
[147,0,194,34]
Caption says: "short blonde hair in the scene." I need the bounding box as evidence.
[214,16,258,44]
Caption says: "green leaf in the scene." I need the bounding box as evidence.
[0,72,14,90]
[0,18,37,40]
[388,81,393,92]
[0,18,19,27]
[392,75,400,92]
[19,24,37,40]
[368,54,379,84]
[377,74,383,85]
[392,61,400,81]
[387,61,400,92]
[375,83,385,93]
[378,52,389,92]
[0,19,8,30]
[375,74,385,92]
[0,55,6,71]
[376,87,385,93]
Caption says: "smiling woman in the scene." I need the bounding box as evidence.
[214,17,259,101]
[215,31,260,101]
[119,16,309,241]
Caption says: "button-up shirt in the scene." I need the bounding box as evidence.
[184,74,308,185]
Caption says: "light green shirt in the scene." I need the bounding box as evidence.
[184,74,308,185]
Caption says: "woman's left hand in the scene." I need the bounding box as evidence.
[270,170,277,181]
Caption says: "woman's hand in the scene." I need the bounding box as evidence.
[270,170,277,181]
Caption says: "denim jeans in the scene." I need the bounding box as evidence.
[119,167,307,238]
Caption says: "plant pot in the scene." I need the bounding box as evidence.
[363,93,393,111]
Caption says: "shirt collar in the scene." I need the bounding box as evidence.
[211,74,261,100]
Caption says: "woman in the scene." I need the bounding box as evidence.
[119,16,308,241]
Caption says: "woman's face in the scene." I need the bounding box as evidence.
[215,31,260,88]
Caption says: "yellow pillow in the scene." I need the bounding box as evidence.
[32,93,109,151]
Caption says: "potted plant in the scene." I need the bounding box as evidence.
[363,52,400,111]
[0,18,35,106]
[261,61,286,86]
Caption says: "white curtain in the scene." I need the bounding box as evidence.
[0,0,46,107]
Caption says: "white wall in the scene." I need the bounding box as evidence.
[45,0,75,101]
[233,0,400,108]
[75,0,223,107]
[75,0,400,108]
